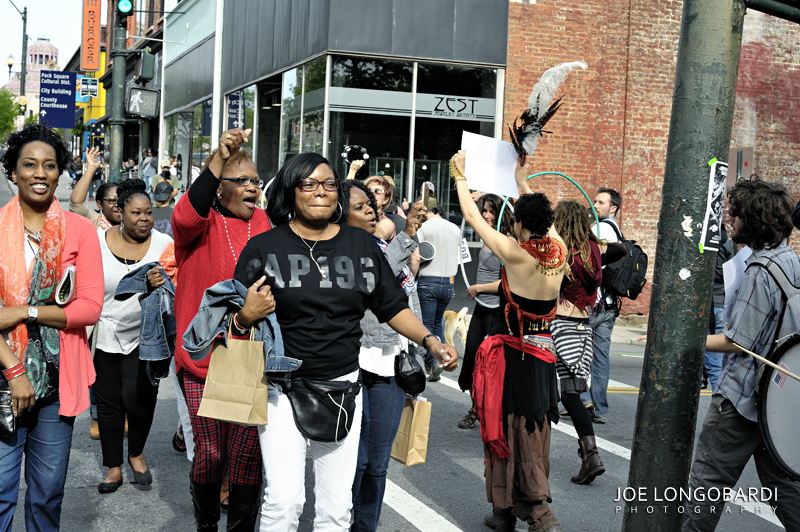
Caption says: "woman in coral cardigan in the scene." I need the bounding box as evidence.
[0,125,104,531]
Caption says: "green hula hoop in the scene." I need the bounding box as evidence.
[497,172,601,237]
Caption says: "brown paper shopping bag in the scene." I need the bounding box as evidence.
[390,396,431,466]
[197,329,269,426]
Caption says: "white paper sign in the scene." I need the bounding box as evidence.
[723,246,752,324]
[458,238,472,264]
[461,131,520,199]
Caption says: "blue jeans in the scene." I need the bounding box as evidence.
[704,307,725,392]
[0,393,75,532]
[351,373,407,532]
[581,304,617,418]
[417,276,454,368]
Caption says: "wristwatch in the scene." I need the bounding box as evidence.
[27,306,38,324]
[421,333,439,350]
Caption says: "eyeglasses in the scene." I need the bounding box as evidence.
[298,178,339,192]
[370,187,385,195]
[221,176,264,188]
[101,197,118,205]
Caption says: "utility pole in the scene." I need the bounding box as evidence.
[622,0,746,530]
[109,0,133,183]
[20,7,26,99]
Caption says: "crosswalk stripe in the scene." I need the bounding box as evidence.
[384,479,463,531]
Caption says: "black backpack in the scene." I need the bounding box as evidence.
[599,220,648,300]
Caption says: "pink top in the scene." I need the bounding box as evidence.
[58,212,104,416]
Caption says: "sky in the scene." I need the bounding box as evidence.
[0,0,106,79]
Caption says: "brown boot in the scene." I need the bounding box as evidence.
[528,516,562,532]
[484,507,516,531]
[571,435,605,484]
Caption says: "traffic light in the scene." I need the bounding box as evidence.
[117,0,133,17]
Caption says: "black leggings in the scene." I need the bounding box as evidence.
[560,392,594,439]
[93,348,159,468]
[458,303,500,393]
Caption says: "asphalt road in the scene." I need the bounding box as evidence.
[2,176,784,531]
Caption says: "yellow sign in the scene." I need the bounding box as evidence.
[18,96,27,105]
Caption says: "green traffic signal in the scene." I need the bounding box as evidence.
[117,0,133,15]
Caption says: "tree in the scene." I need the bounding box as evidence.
[24,113,39,127]
[0,89,18,143]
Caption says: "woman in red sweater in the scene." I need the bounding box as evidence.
[0,125,104,530]
[172,128,272,531]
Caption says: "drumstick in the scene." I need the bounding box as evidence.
[733,342,800,384]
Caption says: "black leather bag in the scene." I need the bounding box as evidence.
[282,376,361,443]
[0,378,17,438]
[395,349,426,396]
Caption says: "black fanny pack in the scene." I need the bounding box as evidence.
[281,375,361,443]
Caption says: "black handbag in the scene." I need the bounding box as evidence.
[395,349,426,396]
[0,378,17,438]
[282,376,361,443]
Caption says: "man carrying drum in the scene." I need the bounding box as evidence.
[683,176,800,531]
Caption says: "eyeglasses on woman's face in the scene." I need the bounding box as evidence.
[221,176,264,188]
[297,178,339,192]
[370,187,385,196]
[101,197,119,205]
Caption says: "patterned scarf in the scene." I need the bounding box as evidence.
[97,212,112,230]
[372,235,415,295]
[0,196,65,399]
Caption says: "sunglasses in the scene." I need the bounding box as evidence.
[370,187,385,195]
[221,176,264,187]
[298,178,339,192]
[101,197,118,205]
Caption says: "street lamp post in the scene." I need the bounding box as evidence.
[7,55,13,82]
[7,2,28,101]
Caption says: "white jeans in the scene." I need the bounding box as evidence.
[170,358,195,461]
[258,370,363,532]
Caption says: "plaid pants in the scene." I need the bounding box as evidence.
[181,370,262,485]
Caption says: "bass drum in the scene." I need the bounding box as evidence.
[758,333,800,481]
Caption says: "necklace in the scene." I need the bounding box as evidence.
[24,224,42,244]
[290,220,331,278]
[120,226,147,271]
[213,204,252,262]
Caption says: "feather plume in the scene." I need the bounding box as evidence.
[509,61,588,162]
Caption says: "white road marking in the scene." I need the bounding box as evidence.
[436,374,783,529]
[383,479,464,532]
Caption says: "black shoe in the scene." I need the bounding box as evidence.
[128,456,153,491]
[191,478,222,531]
[173,430,187,453]
[484,509,516,531]
[427,364,443,382]
[459,409,479,429]
[226,483,262,531]
[98,477,123,494]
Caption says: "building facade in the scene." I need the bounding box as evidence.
[3,37,61,118]
[161,0,800,315]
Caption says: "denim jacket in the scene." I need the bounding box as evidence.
[182,279,301,375]
[115,261,176,362]
[360,232,418,349]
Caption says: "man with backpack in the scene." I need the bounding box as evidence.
[581,188,624,424]
[683,176,800,531]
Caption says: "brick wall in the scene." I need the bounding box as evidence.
[505,1,800,315]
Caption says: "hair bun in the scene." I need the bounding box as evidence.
[117,178,147,195]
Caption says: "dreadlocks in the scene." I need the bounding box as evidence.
[553,200,604,280]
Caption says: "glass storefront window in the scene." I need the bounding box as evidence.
[417,63,497,98]
[164,111,192,186]
[192,100,213,171]
[329,112,410,206]
[280,68,301,165]
[301,57,326,155]
[332,56,413,92]
[256,75,282,182]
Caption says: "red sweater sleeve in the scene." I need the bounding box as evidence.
[172,192,209,249]
[63,214,104,329]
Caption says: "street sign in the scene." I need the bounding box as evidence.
[80,77,99,99]
[18,96,26,105]
[39,70,77,129]
[226,91,244,130]
[126,87,160,118]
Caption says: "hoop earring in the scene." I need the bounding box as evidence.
[331,203,343,224]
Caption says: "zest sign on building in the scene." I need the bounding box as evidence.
[81,0,101,71]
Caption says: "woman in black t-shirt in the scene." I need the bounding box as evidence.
[233,152,457,532]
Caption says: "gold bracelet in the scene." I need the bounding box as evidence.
[449,155,465,180]
[454,177,467,184]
